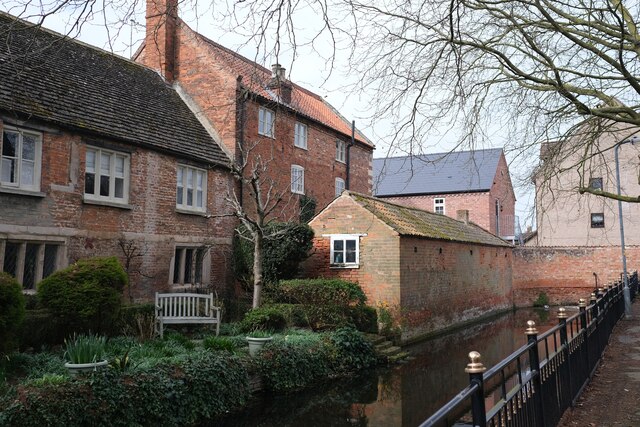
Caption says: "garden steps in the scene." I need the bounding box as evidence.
[364,333,410,364]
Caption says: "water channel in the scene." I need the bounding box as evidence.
[213,308,559,426]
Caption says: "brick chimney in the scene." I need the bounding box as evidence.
[267,63,292,104]
[144,0,178,82]
[457,209,470,224]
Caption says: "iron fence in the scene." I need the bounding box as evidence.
[419,270,639,427]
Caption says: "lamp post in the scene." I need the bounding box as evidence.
[615,136,638,318]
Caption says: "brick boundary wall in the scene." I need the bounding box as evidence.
[513,246,640,306]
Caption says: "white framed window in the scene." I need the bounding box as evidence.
[294,122,307,149]
[291,164,305,194]
[336,140,346,163]
[258,107,275,137]
[330,234,359,267]
[172,246,209,286]
[434,198,445,215]
[84,146,130,204]
[1,126,42,192]
[176,165,207,212]
[335,177,345,197]
[1,239,64,291]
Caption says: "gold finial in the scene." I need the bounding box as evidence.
[590,292,597,302]
[578,298,586,308]
[558,307,568,319]
[608,284,613,290]
[525,320,538,335]
[598,287,604,294]
[465,351,487,374]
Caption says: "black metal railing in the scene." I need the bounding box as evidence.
[419,270,639,427]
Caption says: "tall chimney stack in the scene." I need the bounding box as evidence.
[144,0,178,82]
[267,63,292,104]
[457,209,470,224]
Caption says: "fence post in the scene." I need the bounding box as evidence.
[558,307,572,408]
[526,320,545,427]
[590,292,598,319]
[465,351,487,427]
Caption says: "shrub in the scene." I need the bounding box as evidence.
[347,306,378,333]
[0,272,26,354]
[240,306,287,333]
[273,278,367,306]
[328,327,377,372]
[118,304,155,341]
[37,257,127,336]
[18,309,64,349]
[533,292,550,307]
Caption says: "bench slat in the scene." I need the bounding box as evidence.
[155,292,221,338]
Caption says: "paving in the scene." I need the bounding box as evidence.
[558,301,640,427]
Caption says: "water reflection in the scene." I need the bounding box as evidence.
[212,308,557,427]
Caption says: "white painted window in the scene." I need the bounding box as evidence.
[0,126,42,192]
[258,107,275,137]
[336,140,346,163]
[434,198,445,215]
[294,122,307,149]
[172,246,208,286]
[176,165,207,212]
[1,239,64,291]
[291,164,305,194]
[84,147,130,204]
[335,177,345,197]
[330,234,359,267]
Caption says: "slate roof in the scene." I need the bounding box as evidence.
[373,148,503,197]
[347,192,511,247]
[0,13,229,166]
[184,24,373,148]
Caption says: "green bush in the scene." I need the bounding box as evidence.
[347,306,378,333]
[533,291,550,307]
[328,327,377,371]
[18,309,63,349]
[273,278,367,306]
[37,257,127,336]
[240,306,287,333]
[0,272,26,354]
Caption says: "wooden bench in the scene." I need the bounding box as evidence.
[155,292,221,338]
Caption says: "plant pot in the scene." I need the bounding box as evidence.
[64,360,109,377]
[246,336,273,356]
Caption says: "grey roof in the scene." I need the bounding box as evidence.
[373,148,503,197]
[0,13,229,166]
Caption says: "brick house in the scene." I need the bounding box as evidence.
[135,0,374,218]
[373,148,516,240]
[303,191,513,344]
[0,12,236,299]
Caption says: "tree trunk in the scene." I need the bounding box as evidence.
[252,233,264,309]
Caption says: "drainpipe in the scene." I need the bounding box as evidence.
[237,76,246,207]
[616,136,638,318]
[346,121,355,190]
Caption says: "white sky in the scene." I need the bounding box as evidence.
[0,1,536,228]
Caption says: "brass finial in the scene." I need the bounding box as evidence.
[578,298,586,308]
[558,307,568,319]
[525,320,538,335]
[590,292,597,302]
[608,284,613,290]
[465,351,487,374]
[598,287,604,295]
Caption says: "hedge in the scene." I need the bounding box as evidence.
[0,272,26,354]
[271,279,367,306]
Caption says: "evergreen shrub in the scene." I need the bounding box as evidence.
[239,306,287,333]
[0,272,26,354]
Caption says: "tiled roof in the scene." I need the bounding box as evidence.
[186,24,373,148]
[373,148,503,196]
[349,191,511,247]
[0,13,229,166]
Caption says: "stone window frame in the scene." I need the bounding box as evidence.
[434,198,445,215]
[335,177,345,197]
[291,164,305,194]
[258,107,275,138]
[590,213,605,228]
[170,245,210,288]
[329,234,361,268]
[336,140,346,163]
[0,237,66,293]
[84,145,130,205]
[294,122,307,149]
[176,164,207,213]
[0,125,42,193]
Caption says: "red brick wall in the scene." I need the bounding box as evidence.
[0,127,236,301]
[513,246,640,306]
[488,153,516,236]
[304,195,513,343]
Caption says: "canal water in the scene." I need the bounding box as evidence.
[213,308,558,426]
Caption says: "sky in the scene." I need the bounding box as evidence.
[0,1,536,228]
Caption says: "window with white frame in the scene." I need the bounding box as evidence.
[85,147,130,203]
[1,239,64,291]
[335,177,345,197]
[258,107,275,137]
[330,235,359,267]
[1,126,42,192]
[294,122,307,149]
[336,140,346,163]
[176,165,207,212]
[291,165,304,194]
[434,198,445,214]
[172,246,208,286]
